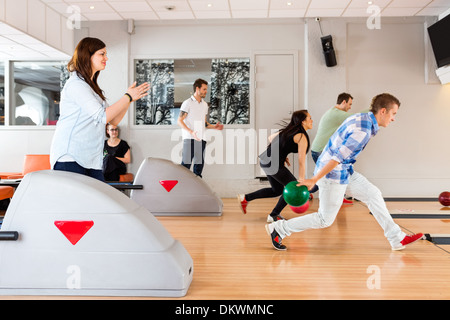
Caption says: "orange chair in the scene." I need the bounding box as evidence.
[0,173,18,179]
[119,173,134,182]
[0,154,51,180]
[0,186,14,225]
[0,186,14,201]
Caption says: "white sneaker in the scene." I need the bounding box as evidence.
[267,214,285,223]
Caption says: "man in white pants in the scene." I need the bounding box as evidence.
[266,93,423,251]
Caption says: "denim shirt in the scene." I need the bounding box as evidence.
[50,73,108,170]
[315,112,379,184]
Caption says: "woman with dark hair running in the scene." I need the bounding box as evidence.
[50,37,149,181]
[237,110,313,223]
[265,94,423,251]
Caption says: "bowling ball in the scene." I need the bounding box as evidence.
[283,181,310,207]
[290,200,310,214]
[438,191,450,206]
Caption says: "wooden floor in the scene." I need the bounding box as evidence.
[1,198,450,300]
[155,198,450,300]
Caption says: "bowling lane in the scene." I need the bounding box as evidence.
[386,201,450,252]
[386,201,450,222]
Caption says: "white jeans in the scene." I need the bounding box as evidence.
[273,171,406,248]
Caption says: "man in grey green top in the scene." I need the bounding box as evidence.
[310,93,354,199]
[311,93,354,156]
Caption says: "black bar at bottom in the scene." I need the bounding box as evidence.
[0,231,19,241]
[390,213,450,219]
[424,233,450,245]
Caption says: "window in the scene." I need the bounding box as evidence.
[0,61,4,126]
[8,61,67,126]
[134,58,250,126]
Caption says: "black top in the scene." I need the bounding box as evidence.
[104,139,130,159]
[103,140,130,181]
[259,131,303,170]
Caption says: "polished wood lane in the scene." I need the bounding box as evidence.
[155,198,449,300]
[1,198,448,300]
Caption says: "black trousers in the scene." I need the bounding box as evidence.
[53,161,105,182]
[181,139,207,178]
[245,165,297,216]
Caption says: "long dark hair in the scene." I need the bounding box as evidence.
[279,109,310,153]
[67,37,106,101]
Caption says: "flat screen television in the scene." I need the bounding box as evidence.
[427,14,450,68]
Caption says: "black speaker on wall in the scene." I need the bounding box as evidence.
[321,35,337,67]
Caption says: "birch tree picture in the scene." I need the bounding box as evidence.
[135,59,174,125]
[210,59,250,125]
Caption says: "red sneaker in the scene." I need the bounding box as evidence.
[237,194,248,214]
[343,198,353,204]
[392,233,424,251]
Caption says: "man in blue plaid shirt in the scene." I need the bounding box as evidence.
[266,93,423,251]
[314,111,377,184]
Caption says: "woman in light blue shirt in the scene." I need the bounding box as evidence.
[50,37,149,181]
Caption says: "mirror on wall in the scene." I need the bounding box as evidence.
[134,58,250,126]
[0,61,68,126]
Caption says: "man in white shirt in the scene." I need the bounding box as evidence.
[177,79,223,177]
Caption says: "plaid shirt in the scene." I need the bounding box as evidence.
[314,112,379,184]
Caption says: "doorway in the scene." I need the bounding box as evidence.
[254,53,298,178]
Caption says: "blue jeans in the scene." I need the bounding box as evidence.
[309,150,321,193]
[53,161,105,182]
[311,150,321,163]
[181,139,207,178]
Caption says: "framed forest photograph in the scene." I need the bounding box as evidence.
[134,58,250,126]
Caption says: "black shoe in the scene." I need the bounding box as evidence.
[265,223,287,251]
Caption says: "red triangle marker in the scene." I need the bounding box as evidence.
[54,221,94,245]
[159,180,178,192]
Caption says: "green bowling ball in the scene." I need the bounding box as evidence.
[283,181,309,207]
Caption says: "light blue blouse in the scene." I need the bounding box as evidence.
[50,73,108,170]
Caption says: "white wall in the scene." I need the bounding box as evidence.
[129,20,304,194]
[2,17,449,198]
[307,18,450,198]
[346,21,450,197]
[1,0,74,55]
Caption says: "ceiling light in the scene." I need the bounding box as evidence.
[207,3,212,7]
[368,1,373,4]
[287,2,292,5]
[90,6,95,10]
